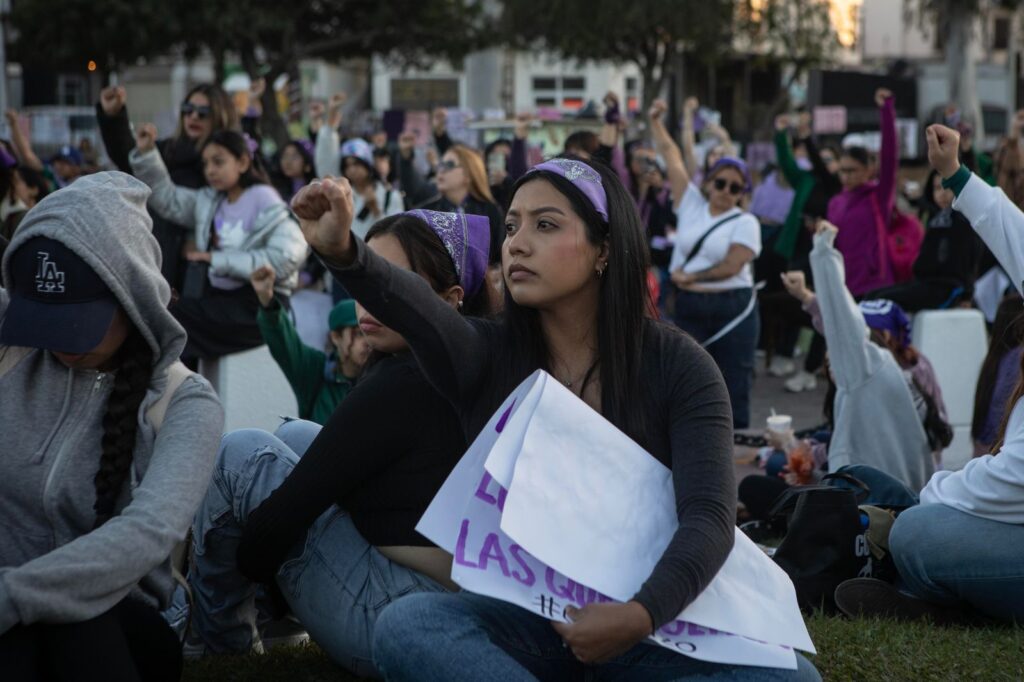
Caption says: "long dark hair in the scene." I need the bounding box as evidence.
[974,294,1024,445]
[366,214,491,318]
[273,141,316,200]
[841,146,871,168]
[201,130,271,190]
[502,156,651,444]
[868,327,919,369]
[92,331,154,528]
[174,83,238,145]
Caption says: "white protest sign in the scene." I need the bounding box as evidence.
[452,466,797,669]
[417,372,541,551]
[496,373,815,654]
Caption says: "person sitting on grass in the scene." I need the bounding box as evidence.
[251,265,370,425]
[833,124,1024,625]
[290,156,821,679]
[0,173,224,680]
[184,210,491,678]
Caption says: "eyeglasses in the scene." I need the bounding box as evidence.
[712,177,744,195]
[438,159,460,171]
[181,103,212,120]
[837,166,862,176]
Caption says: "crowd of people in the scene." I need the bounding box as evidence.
[0,75,1022,681]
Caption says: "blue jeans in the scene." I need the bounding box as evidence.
[189,421,447,677]
[890,504,1024,622]
[373,593,821,682]
[674,288,759,429]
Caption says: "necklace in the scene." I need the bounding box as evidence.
[556,360,599,393]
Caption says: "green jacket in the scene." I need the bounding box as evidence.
[256,300,356,424]
[773,130,817,261]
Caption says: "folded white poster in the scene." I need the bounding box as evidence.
[451,466,797,668]
[418,370,815,669]
[495,373,815,653]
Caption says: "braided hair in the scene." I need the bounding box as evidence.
[92,331,154,528]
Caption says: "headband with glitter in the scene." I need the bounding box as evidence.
[526,158,609,221]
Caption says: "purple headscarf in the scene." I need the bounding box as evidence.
[860,299,912,347]
[525,158,609,221]
[405,209,490,298]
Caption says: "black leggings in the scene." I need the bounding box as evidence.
[0,597,182,682]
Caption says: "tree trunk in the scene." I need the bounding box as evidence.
[213,46,226,87]
[260,64,291,152]
[946,5,984,139]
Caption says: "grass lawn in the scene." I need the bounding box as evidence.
[183,615,1024,681]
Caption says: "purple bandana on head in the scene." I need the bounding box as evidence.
[405,209,490,298]
[859,299,912,347]
[527,158,609,221]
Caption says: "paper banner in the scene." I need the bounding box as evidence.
[495,374,815,654]
[451,467,796,669]
[418,370,815,670]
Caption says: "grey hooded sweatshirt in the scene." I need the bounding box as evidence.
[0,172,224,635]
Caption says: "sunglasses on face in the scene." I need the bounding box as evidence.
[712,177,744,195]
[181,103,212,120]
[438,159,460,171]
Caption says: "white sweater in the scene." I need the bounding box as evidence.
[920,173,1024,523]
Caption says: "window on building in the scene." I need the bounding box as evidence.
[532,75,587,112]
[57,75,89,107]
[625,77,639,111]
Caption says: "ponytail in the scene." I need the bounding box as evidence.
[92,332,153,528]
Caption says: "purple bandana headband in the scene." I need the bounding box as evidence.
[405,209,490,298]
[527,158,609,221]
[859,299,912,346]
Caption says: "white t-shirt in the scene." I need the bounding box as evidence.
[669,183,761,291]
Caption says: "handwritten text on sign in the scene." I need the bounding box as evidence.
[450,472,796,668]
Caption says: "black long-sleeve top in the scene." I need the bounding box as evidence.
[236,352,466,583]
[324,237,736,629]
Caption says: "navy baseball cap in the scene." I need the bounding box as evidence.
[0,237,119,353]
[49,145,84,167]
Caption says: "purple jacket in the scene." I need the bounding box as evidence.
[827,97,898,296]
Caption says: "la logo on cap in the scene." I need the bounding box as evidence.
[35,251,66,293]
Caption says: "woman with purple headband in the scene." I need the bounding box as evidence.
[649,99,763,430]
[181,210,491,676]
[291,148,820,678]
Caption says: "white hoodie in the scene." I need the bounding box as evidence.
[919,173,1024,523]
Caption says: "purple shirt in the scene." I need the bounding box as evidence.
[210,185,282,289]
[749,171,795,225]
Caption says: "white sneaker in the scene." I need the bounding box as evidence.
[784,370,818,393]
[768,357,796,377]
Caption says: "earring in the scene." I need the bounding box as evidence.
[597,263,606,278]
[458,300,464,309]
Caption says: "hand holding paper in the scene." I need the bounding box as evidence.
[552,601,653,664]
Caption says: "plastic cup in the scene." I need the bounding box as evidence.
[766,414,792,435]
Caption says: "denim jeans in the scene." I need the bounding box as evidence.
[890,504,1024,622]
[373,592,821,682]
[674,288,759,429]
[189,420,447,677]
